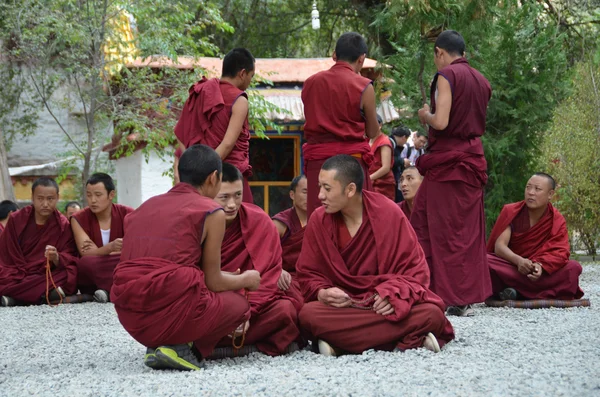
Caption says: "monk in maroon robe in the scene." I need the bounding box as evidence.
[71,173,133,303]
[302,32,380,218]
[112,145,261,371]
[413,30,492,316]
[487,173,584,300]
[0,178,78,306]
[0,200,19,236]
[369,128,395,200]
[297,155,454,356]
[174,48,255,203]
[214,163,302,357]
[397,167,423,219]
[272,175,307,306]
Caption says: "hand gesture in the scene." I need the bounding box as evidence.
[242,270,261,291]
[277,269,292,291]
[373,294,395,316]
[45,245,59,266]
[317,287,352,308]
[110,238,123,253]
[80,239,96,253]
[516,257,534,275]
[418,104,431,125]
[527,263,543,282]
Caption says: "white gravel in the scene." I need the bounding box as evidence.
[1,263,599,397]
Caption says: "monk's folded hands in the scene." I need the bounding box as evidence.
[318,287,352,308]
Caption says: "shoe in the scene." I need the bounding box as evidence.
[154,344,204,371]
[317,340,340,357]
[446,305,475,317]
[144,348,169,370]
[422,332,441,353]
[207,345,259,359]
[47,287,65,302]
[498,288,518,301]
[94,289,109,303]
[1,296,16,307]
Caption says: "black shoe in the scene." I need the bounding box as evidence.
[498,288,518,301]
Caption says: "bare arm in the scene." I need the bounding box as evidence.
[215,96,248,160]
[360,84,379,139]
[418,75,452,130]
[71,218,114,256]
[494,226,533,274]
[272,219,288,239]
[369,145,392,181]
[201,210,260,292]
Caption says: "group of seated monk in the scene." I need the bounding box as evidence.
[0,173,133,307]
[0,145,585,372]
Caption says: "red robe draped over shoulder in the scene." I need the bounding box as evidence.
[297,191,454,351]
[111,183,250,357]
[0,223,4,235]
[272,207,305,307]
[486,201,583,299]
[220,203,302,355]
[72,203,133,293]
[398,201,411,219]
[0,206,78,303]
[369,134,396,200]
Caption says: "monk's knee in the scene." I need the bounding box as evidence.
[221,291,251,322]
[565,260,583,276]
[415,303,446,332]
[298,301,323,328]
[275,299,298,325]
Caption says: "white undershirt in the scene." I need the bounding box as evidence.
[100,229,111,247]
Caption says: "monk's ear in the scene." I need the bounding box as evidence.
[548,189,555,201]
[357,54,366,66]
[346,182,357,198]
[289,190,295,202]
[332,51,338,62]
[108,190,116,201]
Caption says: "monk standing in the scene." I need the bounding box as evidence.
[174,48,255,203]
[0,200,19,235]
[369,116,395,200]
[397,167,423,219]
[487,173,584,300]
[71,173,133,303]
[0,178,78,306]
[213,163,302,357]
[272,175,307,304]
[297,155,454,356]
[302,32,380,218]
[413,30,492,316]
[111,145,260,371]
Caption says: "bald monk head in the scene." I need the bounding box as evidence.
[64,201,81,218]
[434,30,465,71]
[318,155,364,214]
[221,48,255,91]
[400,167,423,207]
[290,175,308,215]
[333,32,368,73]
[0,200,19,228]
[86,173,116,215]
[31,177,60,224]
[178,144,223,199]
[525,173,555,210]
[214,162,244,225]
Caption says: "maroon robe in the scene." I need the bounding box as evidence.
[219,203,302,356]
[0,206,78,303]
[71,203,133,293]
[297,191,454,352]
[398,201,411,219]
[302,62,374,218]
[486,201,584,300]
[411,58,493,306]
[272,207,305,306]
[174,77,253,203]
[369,134,396,200]
[0,223,4,235]
[111,183,250,358]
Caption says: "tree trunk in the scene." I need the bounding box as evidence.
[0,130,16,202]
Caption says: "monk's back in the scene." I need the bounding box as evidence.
[120,183,222,266]
[302,62,371,144]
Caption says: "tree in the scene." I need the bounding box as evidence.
[539,59,600,256]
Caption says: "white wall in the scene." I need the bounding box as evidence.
[115,150,172,208]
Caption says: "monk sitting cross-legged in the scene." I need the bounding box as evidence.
[487,173,584,301]
[213,163,303,357]
[0,177,78,307]
[297,155,454,356]
[272,175,307,306]
[71,173,133,303]
[397,167,423,219]
[111,145,261,371]
[0,200,19,236]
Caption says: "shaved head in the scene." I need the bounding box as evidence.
[532,172,556,190]
[321,155,364,193]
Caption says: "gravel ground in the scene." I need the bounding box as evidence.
[1,263,599,397]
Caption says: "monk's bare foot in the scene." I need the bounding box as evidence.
[317,340,342,357]
[422,332,441,353]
